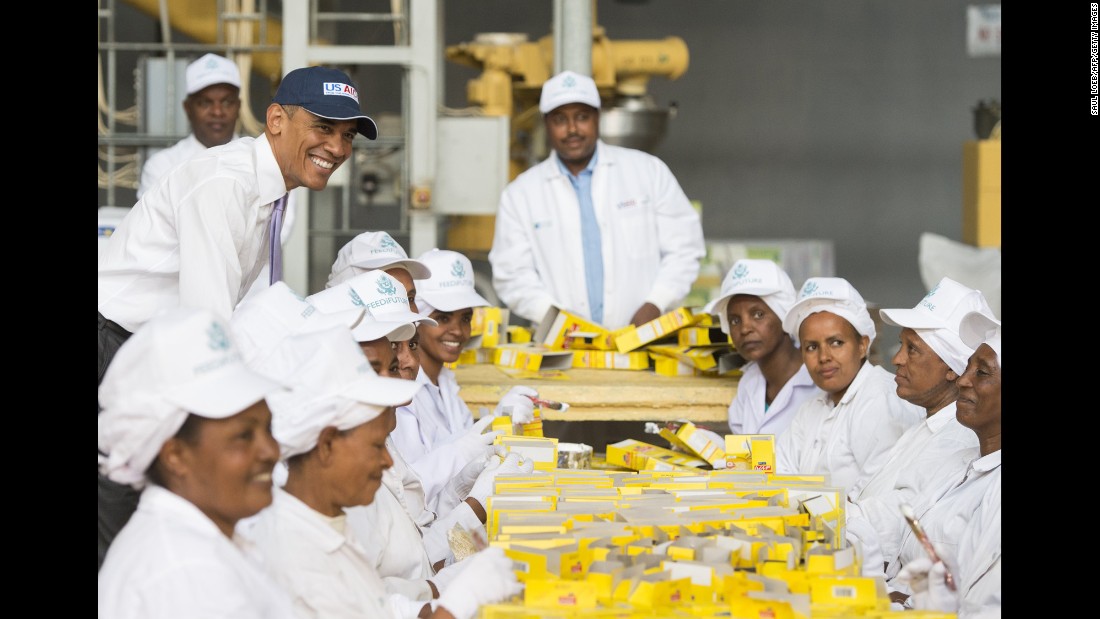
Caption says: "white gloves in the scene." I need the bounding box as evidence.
[428,551,476,594]
[468,452,535,507]
[494,386,538,425]
[446,415,504,464]
[435,455,491,515]
[896,556,958,612]
[436,547,523,619]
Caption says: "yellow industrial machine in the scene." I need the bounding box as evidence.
[442,23,689,255]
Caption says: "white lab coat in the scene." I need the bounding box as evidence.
[99,134,284,329]
[489,140,705,329]
[885,450,1002,593]
[728,362,822,435]
[775,362,924,493]
[346,483,435,602]
[391,366,475,506]
[845,402,980,563]
[954,472,1001,618]
[99,485,297,619]
[248,487,427,619]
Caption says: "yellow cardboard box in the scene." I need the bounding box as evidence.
[614,307,697,353]
[524,578,599,609]
[605,439,710,472]
[647,344,732,372]
[571,349,650,370]
[493,343,574,371]
[678,326,731,347]
[495,435,559,471]
[534,306,618,351]
[724,434,776,473]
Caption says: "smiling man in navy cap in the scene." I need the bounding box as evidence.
[98,65,378,570]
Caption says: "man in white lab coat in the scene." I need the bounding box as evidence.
[489,70,705,330]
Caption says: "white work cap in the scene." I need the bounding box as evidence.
[703,259,797,335]
[265,326,420,459]
[309,270,436,343]
[959,311,1002,365]
[414,248,490,315]
[186,53,241,95]
[99,308,283,488]
[783,277,877,347]
[879,277,996,375]
[327,231,432,288]
[539,70,601,114]
[230,281,364,372]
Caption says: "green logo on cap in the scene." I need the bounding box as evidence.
[377,275,397,296]
[207,322,230,351]
[451,260,465,278]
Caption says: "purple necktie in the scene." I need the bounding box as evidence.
[269,194,288,284]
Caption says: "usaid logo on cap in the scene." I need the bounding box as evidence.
[374,234,398,254]
[347,287,366,308]
[195,321,239,374]
[376,275,397,296]
[323,82,359,103]
[800,281,819,297]
[562,75,577,89]
[208,321,231,351]
[440,259,471,289]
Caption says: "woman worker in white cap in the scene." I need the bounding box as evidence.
[308,271,534,593]
[889,312,1001,617]
[98,307,295,619]
[703,259,820,436]
[844,277,996,576]
[775,277,923,491]
[326,230,434,381]
[247,325,522,619]
[390,248,540,504]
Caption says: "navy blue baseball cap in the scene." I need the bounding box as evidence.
[273,66,378,140]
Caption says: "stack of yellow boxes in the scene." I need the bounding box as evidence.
[475,467,941,619]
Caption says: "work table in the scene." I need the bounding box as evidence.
[451,364,738,424]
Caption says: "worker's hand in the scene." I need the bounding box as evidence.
[436,547,523,619]
[494,386,538,424]
[446,415,504,465]
[630,302,662,327]
[428,551,477,597]
[467,452,535,508]
[896,556,958,612]
[436,454,491,515]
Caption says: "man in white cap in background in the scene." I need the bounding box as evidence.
[99,63,377,567]
[245,325,523,619]
[138,53,242,199]
[489,70,705,331]
[844,277,996,578]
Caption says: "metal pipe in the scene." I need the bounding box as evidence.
[554,0,592,76]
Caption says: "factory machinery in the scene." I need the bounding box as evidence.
[98,0,689,296]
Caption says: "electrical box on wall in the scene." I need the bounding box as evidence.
[434,116,509,215]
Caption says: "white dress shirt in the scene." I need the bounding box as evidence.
[775,362,924,493]
[98,485,296,619]
[99,134,286,330]
[728,362,822,435]
[489,140,705,329]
